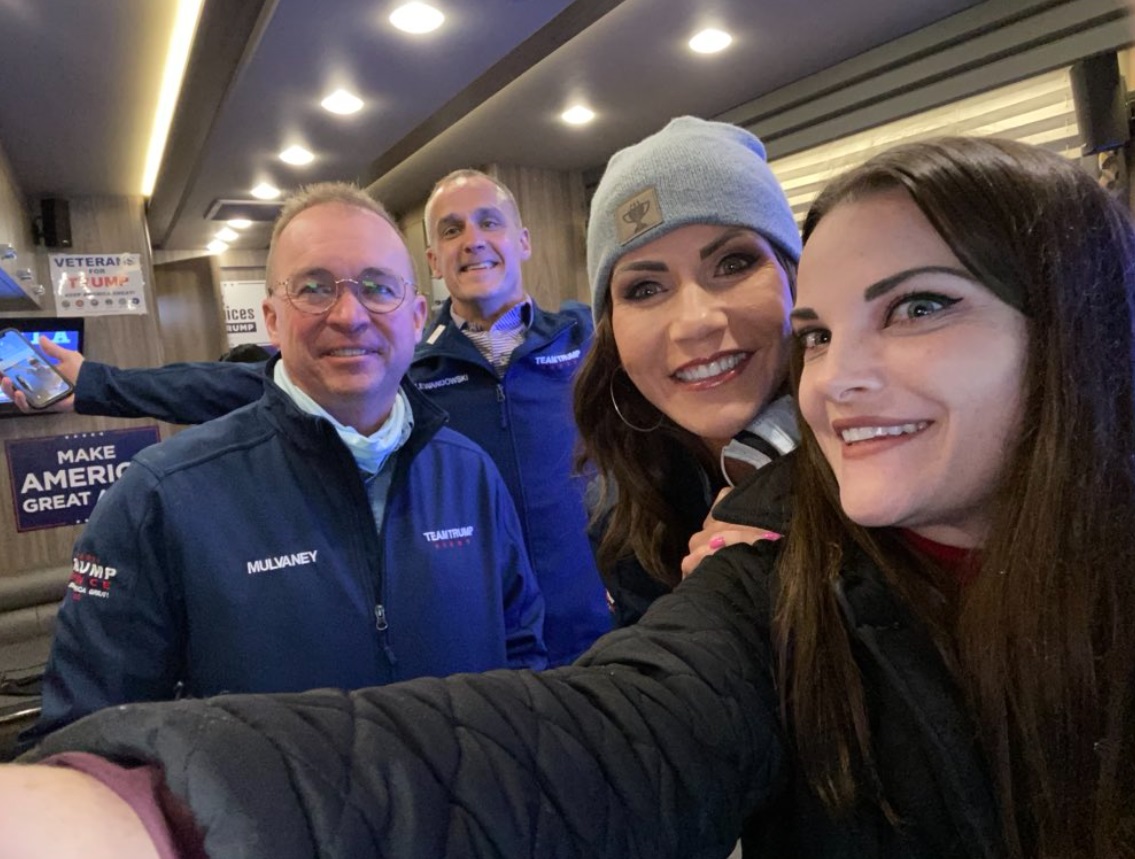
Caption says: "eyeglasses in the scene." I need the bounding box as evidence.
[276,269,414,315]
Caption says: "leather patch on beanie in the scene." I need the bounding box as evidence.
[615,186,663,244]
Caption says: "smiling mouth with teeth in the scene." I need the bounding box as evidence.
[839,421,930,444]
[673,352,748,383]
[462,261,497,272]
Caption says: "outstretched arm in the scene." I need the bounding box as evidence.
[19,543,788,859]
[74,359,266,423]
[0,339,267,423]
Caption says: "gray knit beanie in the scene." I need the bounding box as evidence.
[587,116,802,322]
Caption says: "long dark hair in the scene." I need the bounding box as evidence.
[776,137,1135,858]
[573,311,717,586]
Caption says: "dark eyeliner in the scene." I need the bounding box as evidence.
[882,290,961,324]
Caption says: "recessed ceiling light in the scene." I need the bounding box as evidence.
[206,240,229,254]
[250,183,281,200]
[561,105,596,126]
[689,28,732,54]
[321,89,363,115]
[279,145,314,166]
[227,219,252,229]
[390,2,444,34]
[215,227,239,242]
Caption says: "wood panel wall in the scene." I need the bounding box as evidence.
[0,190,167,579]
[395,201,438,304]
[153,256,226,363]
[488,164,589,309]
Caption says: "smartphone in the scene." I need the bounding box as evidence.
[0,328,75,409]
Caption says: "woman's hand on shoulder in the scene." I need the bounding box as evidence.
[681,488,781,579]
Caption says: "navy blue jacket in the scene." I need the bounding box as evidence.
[72,299,610,665]
[413,299,609,663]
[31,364,545,741]
[33,457,1002,858]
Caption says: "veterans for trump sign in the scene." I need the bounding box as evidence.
[50,253,148,316]
[6,427,160,531]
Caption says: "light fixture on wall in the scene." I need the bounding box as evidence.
[227,218,253,229]
[206,240,229,254]
[215,227,239,242]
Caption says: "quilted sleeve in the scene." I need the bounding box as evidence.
[29,542,788,859]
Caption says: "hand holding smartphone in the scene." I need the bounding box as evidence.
[0,328,75,409]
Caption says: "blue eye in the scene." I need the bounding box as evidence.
[885,292,961,325]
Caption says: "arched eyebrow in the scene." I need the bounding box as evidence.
[863,265,977,301]
[615,260,668,274]
[791,265,979,320]
[699,228,748,260]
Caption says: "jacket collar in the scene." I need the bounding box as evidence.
[712,451,795,534]
[259,353,447,462]
[414,297,577,368]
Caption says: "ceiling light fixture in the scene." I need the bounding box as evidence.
[279,145,314,165]
[227,219,252,229]
[206,240,229,254]
[321,88,364,115]
[141,0,206,195]
[689,28,733,54]
[561,105,596,126]
[215,227,239,242]
[250,183,281,200]
[390,2,444,34]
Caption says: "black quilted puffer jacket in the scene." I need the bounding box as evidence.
[30,457,1004,859]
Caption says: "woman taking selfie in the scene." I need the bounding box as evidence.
[577,117,803,624]
[4,136,1133,859]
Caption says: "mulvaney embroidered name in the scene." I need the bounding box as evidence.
[247,550,318,574]
[422,526,474,543]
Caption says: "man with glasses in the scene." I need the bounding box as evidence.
[8,175,609,669]
[24,184,546,742]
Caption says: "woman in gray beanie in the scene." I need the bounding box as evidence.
[575,116,803,624]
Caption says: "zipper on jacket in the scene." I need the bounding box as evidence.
[374,603,398,666]
[495,383,508,428]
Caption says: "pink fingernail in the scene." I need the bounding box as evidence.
[765,532,783,542]
[709,535,726,550]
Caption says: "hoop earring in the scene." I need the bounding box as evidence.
[609,368,663,433]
